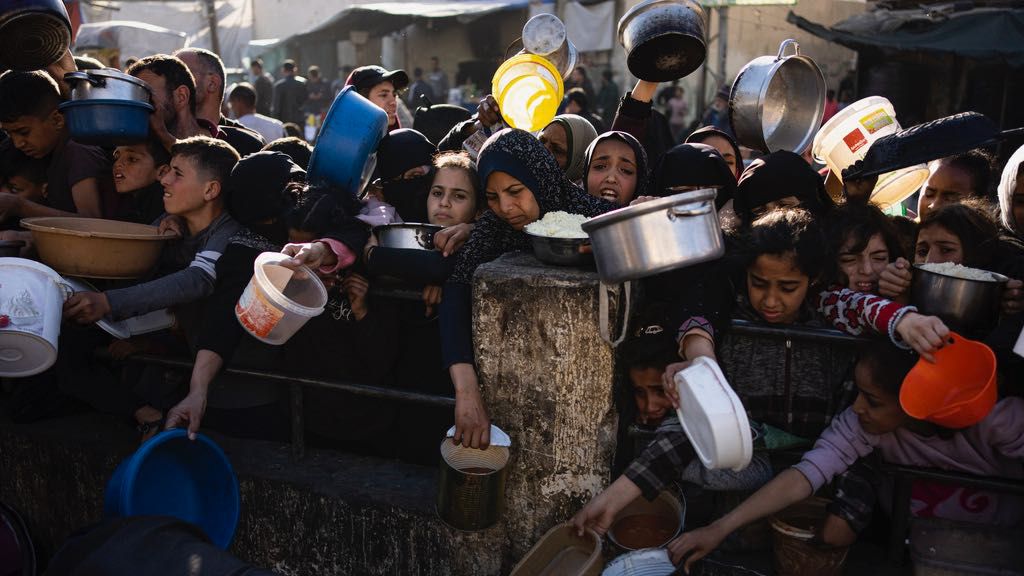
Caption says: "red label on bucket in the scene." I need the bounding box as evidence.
[843,128,868,154]
[235,283,282,339]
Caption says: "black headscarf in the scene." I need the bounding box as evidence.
[377,128,437,223]
[451,128,616,284]
[650,143,737,209]
[686,126,744,180]
[733,150,834,228]
[227,151,306,244]
[582,131,650,203]
[414,104,472,147]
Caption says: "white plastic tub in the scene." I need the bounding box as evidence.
[0,257,68,377]
[812,96,929,208]
[235,252,327,345]
[674,356,753,471]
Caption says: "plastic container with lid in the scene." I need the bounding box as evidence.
[0,257,69,378]
[673,356,753,471]
[812,96,929,209]
[509,522,602,576]
[235,252,327,345]
[492,54,564,132]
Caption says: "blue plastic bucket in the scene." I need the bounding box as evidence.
[307,85,388,199]
[58,99,153,146]
[103,429,240,549]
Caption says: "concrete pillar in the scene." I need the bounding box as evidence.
[473,253,620,566]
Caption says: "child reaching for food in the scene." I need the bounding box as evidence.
[668,341,1024,573]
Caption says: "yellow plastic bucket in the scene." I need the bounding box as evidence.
[492,54,564,132]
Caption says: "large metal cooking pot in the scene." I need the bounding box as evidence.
[375,223,442,251]
[64,69,153,102]
[911,264,1009,335]
[0,0,71,71]
[308,86,388,199]
[581,188,723,284]
[617,0,707,83]
[730,39,825,154]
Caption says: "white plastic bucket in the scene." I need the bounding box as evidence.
[812,96,930,209]
[673,356,752,471]
[235,252,327,345]
[0,257,68,377]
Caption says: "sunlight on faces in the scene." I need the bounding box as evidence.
[838,232,889,295]
[428,167,477,227]
[915,224,963,265]
[368,81,398,127]
[1,111,63,159]
[485,171,540,231]
[135,70,179,130]
[586,139,638,205]
[539,123,569,170]
[851,361,908,435]
[629,366,672,426]
[160,154,215,215]
[917,160,976,221]
[752,195,800,220]
[747,252,810,324]
[113,144,160,194]
[1013,176,1024,233]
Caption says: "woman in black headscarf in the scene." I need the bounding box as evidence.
[442,128,616,449]
[376,128,437,223]
[733,150,835,229]
[583,131,649,206]
[686,126,744,180]
[649,143,736,207]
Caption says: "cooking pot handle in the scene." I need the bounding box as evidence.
[667,203,713,220]
[599,281,632,348]
[776,39,800,61]
[63,71,104,87]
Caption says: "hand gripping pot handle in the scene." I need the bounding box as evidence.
[776,38,800,60]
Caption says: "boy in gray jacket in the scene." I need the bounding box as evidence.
[64,136,241,323]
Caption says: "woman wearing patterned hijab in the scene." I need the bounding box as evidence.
[441,128,616,449]
[583,131,649,206]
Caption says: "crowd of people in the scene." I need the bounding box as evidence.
[2,41,1023,570]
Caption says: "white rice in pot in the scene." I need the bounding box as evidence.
[918,262,1002,282]
[524,211,588,239]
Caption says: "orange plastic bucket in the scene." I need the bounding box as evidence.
[492,54,564,132]
[900,333,997,429]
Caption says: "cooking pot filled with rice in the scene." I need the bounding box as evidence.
[912,262,1009,334]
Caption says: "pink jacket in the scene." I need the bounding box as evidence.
[794,398,1024,526]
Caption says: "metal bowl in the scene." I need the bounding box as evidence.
[911,264,1009,333]
[375,223,442,251]
[525,232,593,267]
[64,69,153,102]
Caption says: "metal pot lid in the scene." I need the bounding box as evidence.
[65,68,153,93]
[581,187,718,231]
[617,0,706,39]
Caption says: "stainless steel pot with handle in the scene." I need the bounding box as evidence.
[512,13,578,81]
[375,223,442,251]
[729,39,826,154]
[64,69,153,103]
[581,188,723,284]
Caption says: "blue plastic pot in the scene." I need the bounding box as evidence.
[307,85,388,199]
[104,429,240,549]
[58,99,154,146]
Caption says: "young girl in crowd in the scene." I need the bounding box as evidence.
[998,144,1024,244]
[442,128,616,448]
[573,208,950,538]
[583,131,648,206]
[685,126,743,180]
[828,202,905,295]
[917,150,993,221]
[668,341,1024,572]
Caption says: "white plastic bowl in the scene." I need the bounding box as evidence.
[674,356,753,471]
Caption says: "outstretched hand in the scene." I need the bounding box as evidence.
[165,391,207,441]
